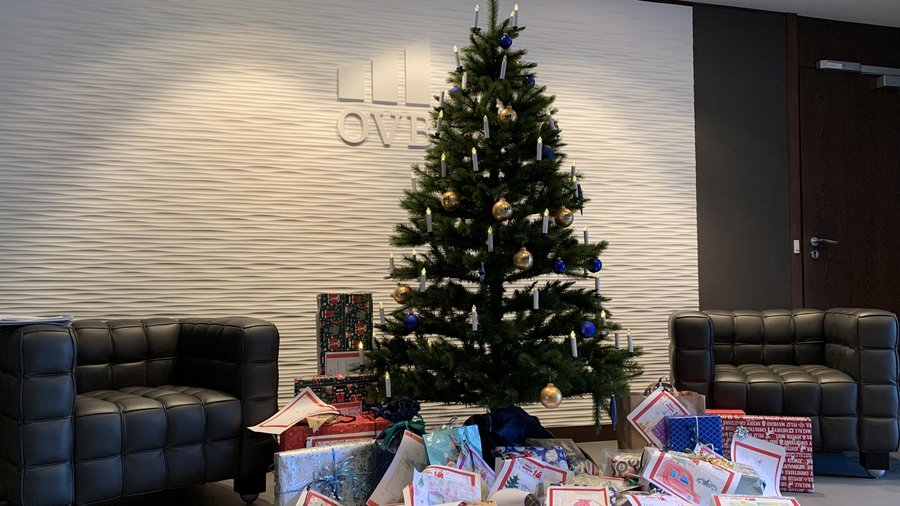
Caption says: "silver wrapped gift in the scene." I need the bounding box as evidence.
[274,439,375,506]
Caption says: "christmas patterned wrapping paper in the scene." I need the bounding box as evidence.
[665,415,723,455]
[316,292,374,373]
[279,414,391,452]
[274,439,375,506]
[294,373,381,415]
[719,414,813,493]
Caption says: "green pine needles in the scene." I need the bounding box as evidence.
[366,0,642,425]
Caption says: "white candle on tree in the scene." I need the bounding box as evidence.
[500,55,507,80]
[473,4,480,29]
[483,115,490,138]
[583,227,589,244]
[487,226,494,252]
[533,290,539,310]
[571,163,576,177]
[536,137,543,160]
[461,72,468,89]
[628,330,634,353]
[542,209,549,234]
[439,88,445,109]
[379,302,386,326]
[419,268,427,292]
[570,331,578,357]
[472,147,479,171]
[595,277,600,296]
[513,3,519,26]
[426,207,433,233]
[389,253,395,274]
[615,330,620,348]
[471,306,479,331]
[410,171,417,192]
[385,372,392,398]
[441,152,447,177]
[436,110,443,133]
[454,46,461,68]
[548,115,557,131]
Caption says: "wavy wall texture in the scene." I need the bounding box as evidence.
[0,0,695,427]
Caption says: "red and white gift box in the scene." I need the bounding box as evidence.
[719,414,813,493]
[278,413,390,452]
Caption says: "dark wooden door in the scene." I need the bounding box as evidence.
[797,18,900,315]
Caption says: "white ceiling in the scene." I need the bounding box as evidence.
[689,0,900,28]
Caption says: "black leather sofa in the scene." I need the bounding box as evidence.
[669,308,899,476]
[0,317,279,505]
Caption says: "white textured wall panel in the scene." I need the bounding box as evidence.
[0,0,695,428]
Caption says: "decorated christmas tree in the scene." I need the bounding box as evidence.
[368,0,641,424]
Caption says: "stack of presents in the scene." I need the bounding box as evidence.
[260,294,812,506]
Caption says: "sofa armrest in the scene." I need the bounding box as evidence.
[824,308,900,452]
[175,317,279,425]
[669,311,715,396]
[0,324,76,506]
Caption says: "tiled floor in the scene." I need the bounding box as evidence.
[57,446,900,505]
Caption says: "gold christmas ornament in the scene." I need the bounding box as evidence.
[540,383,563,408]
[553,207,574,228]
[513,247,534,270]
[440,190,461,212]
[391,284,413,304]
[498,105,518,125]
[491,198,513,221]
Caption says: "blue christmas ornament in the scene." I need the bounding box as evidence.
[553,258,566,274]
[610,394,617,431]
[580,321,596,338]
[450,85,460,93]
[499,34,513,49]
[542,145,555,160]
[403,313,421,331]
[524,76,536,87]
[588,258,603,273]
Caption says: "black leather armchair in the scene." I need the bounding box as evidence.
[0,317,279,505]
[669,308,899,476]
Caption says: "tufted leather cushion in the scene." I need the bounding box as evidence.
[712,363,857,450]
[73,385,241,504]
[709,309,826,366]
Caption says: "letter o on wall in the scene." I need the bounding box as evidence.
[337,111,368,145]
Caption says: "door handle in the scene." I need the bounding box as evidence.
[810,236,838,247]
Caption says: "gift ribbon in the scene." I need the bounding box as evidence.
[303,447,368,501]
[376,414,425,448]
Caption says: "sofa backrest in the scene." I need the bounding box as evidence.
[707,309,826,366]
[73,318,180,394]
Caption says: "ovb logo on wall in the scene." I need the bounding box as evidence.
[336,40,432,148]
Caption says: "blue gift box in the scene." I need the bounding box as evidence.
[665,414,723,455]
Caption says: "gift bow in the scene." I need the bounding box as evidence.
[304,447,368,501]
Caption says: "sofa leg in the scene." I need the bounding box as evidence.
[234,473,267,501]
[860,451,890,478]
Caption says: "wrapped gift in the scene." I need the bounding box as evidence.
[493,445,569,469]
[641,448,764,506]
[294,373,381,415]
[317,292,374,373]
[279,414,391,452]
[274,439,375,506]
[665,415,723,455]
[719,414,813,493]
